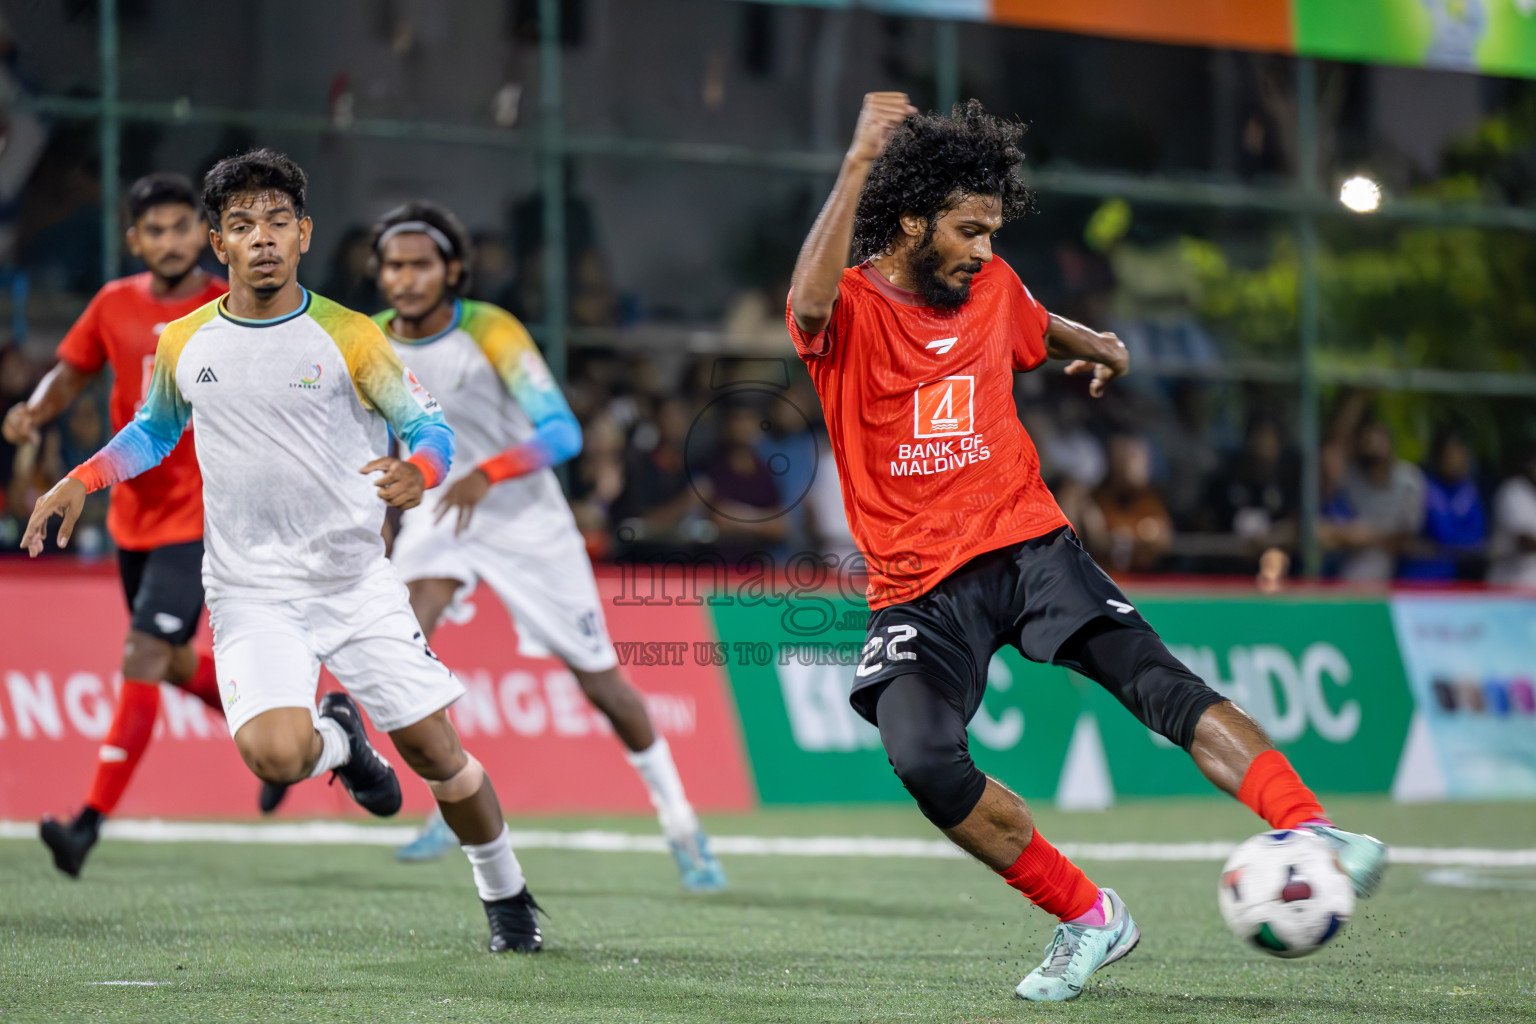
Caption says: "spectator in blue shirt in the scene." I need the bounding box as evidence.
[1400,426,1487,580]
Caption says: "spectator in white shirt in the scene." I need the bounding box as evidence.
[1488,448,1536,588]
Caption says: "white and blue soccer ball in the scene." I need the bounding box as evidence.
[1217,829,1355,959]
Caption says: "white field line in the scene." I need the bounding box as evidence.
[2,819,1534,867]
[1423,867,1536,890]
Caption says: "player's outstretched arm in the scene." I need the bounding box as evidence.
[1046,313,1129,398]
[2,361,92,447]
[25,336,192,554]
[790,91,917,336]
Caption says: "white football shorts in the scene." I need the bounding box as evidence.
[391,503,618,674]
[209,567,465,736]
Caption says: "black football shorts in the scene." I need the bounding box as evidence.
[118,540,206,648]
[849,526,1155,725]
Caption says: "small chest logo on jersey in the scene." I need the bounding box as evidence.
[196,367,218,383]
[913,376,974,438]
[925,336,958,355]
[288,360,323,390]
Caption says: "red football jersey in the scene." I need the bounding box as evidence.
[56,271,228,550]
[787,258,1068,609]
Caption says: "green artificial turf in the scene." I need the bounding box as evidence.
[1,800,1532,1023]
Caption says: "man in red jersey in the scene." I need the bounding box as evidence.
[3,173,227,877]
[787,95,1388,1002]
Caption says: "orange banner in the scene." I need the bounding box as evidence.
[990,0,1293,52]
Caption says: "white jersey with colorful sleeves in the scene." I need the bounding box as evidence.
[88,289,454,600]
[377,299,579,545]
[379,300,613,671]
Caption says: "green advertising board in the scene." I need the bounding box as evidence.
[1084,596,1414,797]
[712,592,1416,806]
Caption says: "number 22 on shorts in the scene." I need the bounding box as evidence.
[856,624,918,678]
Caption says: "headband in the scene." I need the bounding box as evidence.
[377,220,457,258]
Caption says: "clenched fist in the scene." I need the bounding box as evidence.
[848,92,918,165]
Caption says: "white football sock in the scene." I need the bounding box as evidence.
[462,823,526,901]
[627,736,698,838]
[308,717,350,778]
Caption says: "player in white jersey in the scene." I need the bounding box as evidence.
[23,152,544,953]
[373,201,724,889]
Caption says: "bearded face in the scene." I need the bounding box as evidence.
[902,194,998,310]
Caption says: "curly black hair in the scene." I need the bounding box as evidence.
[369,200,475,295]
[201,148,308,226]
[851,100,1036,263]
[127,172,199,222]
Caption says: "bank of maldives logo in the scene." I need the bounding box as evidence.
[289,361,323,390]
[913,375,974,438]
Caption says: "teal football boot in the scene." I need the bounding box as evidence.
[396,810,457,862]
[1016,888,1139,1002]
[1305,823,1388,898]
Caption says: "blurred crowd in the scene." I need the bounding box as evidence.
[5,323,1536,588]
[1033,379,1536,586]
[3,157,1534,586]
[587,364,1536,587]
[4,0,1536,593]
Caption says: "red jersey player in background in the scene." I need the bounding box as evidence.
[2,173,227,877]
[787,94,1388,1002]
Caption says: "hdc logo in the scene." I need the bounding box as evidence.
[913,376,974,438]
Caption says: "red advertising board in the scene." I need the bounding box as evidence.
[0,565,753,820]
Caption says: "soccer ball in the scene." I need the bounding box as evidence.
[1217,829,1354,958]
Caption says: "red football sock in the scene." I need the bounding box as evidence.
[84,680,162,816]
[999,827,1102,922]
[179,652,223,715]
[1237,749,1329,830]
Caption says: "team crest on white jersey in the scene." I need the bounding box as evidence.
[288,359,323,390]
[913,375,974,438]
